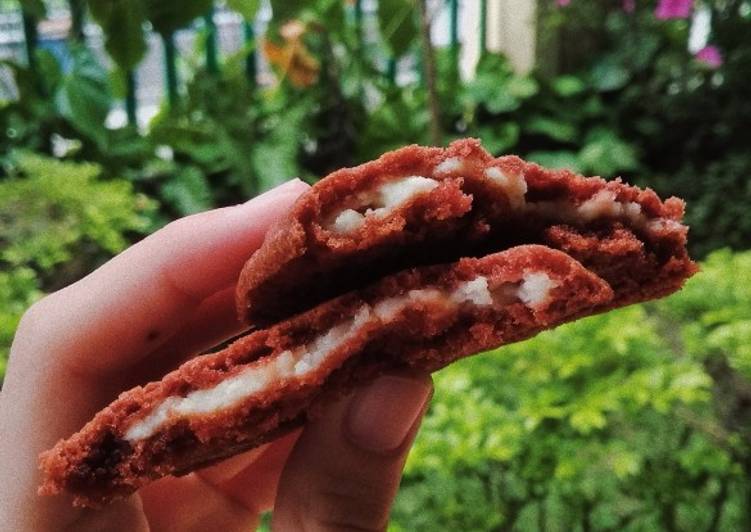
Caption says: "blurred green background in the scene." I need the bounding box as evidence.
[2,0,751,529]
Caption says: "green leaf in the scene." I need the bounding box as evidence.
[581,95,604,117]
[526,116,577,143]
[377,0,418,58]
[476,122,520,154]
[577,128,638,175]
[506,76,539,100]
[20,0,46,18]
[570,409,607,434]
[527,150,580,171]
[269,0,305,23]
[54,47,111,145]
[486,91,520,114]
[314,0,345,34]
[227,0,261,20]
[249,104,306,192]
[462,55,522,114]
[161,166,212,215]
[610,450,641,479]
[35,49,62,90]
[590,58,631,91]
[474,52,512,77]
[552,75,586,97]
[88,0,147,70]
[145,0,212,35]
[631,34,660,69]
[0,152,154,271]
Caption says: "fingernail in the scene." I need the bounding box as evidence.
[243,178,307,204]
[346,375,432,454]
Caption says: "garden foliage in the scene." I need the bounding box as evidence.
[1,0,751,529]
[0,153,155,376]
[5,1,749,255]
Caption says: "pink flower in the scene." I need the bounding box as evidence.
[556,0,571,6]
[655,0,693,19]
[623,0,635,13]
[695,45,723,68]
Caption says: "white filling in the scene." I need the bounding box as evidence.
[577,190,621,220]
[380,177,438,207]
[577,190,643,223]
[434,157,465,174]
[518,272,557,307]
[125,273,554,442]
[647,218,683,232]
[329,176,439,233]
[525,196,654,229]
[373,288,444,321]
[293,307,371,375]
[125,308,372,442]
[331,164,679,235]
[450,277,493,306]
[469,164,679,232]
[484,167,528,208]
[332,209,365,233]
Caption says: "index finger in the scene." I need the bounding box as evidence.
[15,178,308,378]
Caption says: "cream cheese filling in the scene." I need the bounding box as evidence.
[329,176,439,233]
[484,166,528,209]
[329,159,682,236]
[434,157,465,175]
[124,272,556,442]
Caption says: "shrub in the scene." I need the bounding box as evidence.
[0,153,156,381]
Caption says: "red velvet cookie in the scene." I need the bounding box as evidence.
[236,139,693,327]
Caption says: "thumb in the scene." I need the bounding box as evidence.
[271,373,433,532]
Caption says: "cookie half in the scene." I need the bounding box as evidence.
[236,139,693,326]
[40,246,612,507]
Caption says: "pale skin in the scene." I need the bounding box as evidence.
[0,179,433,531]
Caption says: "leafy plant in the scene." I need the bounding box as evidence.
[533,0,751,255]
[0,44,136,163]
[0,153,156,381]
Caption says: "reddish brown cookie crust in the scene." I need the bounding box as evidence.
[39,246,613,507]
[236,139,692,327]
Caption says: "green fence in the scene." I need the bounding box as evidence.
[12,0,479,126]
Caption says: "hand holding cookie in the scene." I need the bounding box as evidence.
[0,179,431,531]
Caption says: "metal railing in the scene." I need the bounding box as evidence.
[2,0,486,127]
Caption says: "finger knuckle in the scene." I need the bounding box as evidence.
[159,211,206,238]
[304,472,394,532]
[157,217,190,240]
[15,294,57,339]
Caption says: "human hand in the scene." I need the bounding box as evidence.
[0,179,433,531]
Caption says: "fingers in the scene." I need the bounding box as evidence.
[197,430,301,488]
[272,374,433,532]
[138,474,258,532]
[64,498,149,532]
[140,431,301,531]
[201,430,301,514]
[126,285,244,387]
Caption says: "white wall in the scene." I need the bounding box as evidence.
[460,0,537,77]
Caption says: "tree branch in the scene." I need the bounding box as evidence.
[417,0,441,145]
